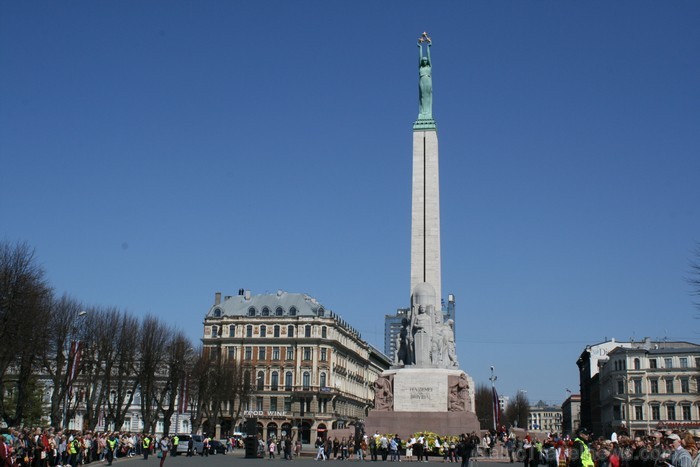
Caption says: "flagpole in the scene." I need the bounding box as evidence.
[62,310,88,429]
[489,366,498,432]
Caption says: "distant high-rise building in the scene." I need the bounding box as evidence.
[384,294,456,361]
[384,308,409,359]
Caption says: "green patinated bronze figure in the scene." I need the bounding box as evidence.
[417,32,433,120]
[414,32,436,130]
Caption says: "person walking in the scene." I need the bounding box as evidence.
[158,436,170,467]
[315,437,326,461]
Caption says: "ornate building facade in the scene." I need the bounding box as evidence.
[201,289,391,443]
[598,339,700,437]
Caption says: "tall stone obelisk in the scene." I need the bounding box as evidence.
[411,32,441,309]
[364,34,479,436]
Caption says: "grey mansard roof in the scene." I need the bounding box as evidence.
[206,290,328,318]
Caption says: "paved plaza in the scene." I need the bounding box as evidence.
[114,453,513,467]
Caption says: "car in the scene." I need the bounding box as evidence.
[175,434,204,455]
[208,440,227,455]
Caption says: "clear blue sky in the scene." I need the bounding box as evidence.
[2,1,699,406]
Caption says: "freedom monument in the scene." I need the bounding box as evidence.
[364,34,480,435]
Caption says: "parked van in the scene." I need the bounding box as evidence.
[175,434,204,455]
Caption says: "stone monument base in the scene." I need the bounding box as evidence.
[365,368,480,436]
[365,410,479,436]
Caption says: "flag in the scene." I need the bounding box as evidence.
[492,386,500,428]
[178,378,188,414]
[67,341,83,397]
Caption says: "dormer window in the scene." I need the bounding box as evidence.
[276,307,284,316]
[262,307,270,316]
[213,308,222,317]
[289,307,297,316]
[248,307,256,317]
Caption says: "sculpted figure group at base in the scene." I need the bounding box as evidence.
[373,375,394,411]
[394,282,459,369]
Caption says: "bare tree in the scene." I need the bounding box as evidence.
[474,383,495,430]
[105,312,140,431]
[138,316,168,433]
[158,332,193,435]
[78,307,123,431]
[191,349,251,437]
[504,391,530,429]
[42,294,83,428]
[0,241,53,426]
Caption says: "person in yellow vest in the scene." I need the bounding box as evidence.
[171,435,179,456]
[570,428,594,467]
[68,436,81,467]
[105,434,117,466]
[143,435,151,460]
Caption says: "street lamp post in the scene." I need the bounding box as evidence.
[62,310,88,429]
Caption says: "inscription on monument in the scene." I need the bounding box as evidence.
[394,371,447,412]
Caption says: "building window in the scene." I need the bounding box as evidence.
[245,347,252,360]
[305,325,311,338]
[271,372,279,391]
[274,325,280,337]
[682,404,691,421]
[256,397,263,411]
[303,347,311,361]
[286,346,294,360]
[259,347,266,360]
[211,326,218,338]
[321,326,327,339]
[229,324,235,337]
[320,348,327,362]
[667,405,676,421]
[617,380,625,395]
[650,379,659,394]
[270,397,278,412]
[649,359,657,369]
[289,307,297,316]
[246,325,253,338]
[634,358,640,370]
[320,372,326,388]
[666,379,674,394]
[260,325,267,337]
[243,371,251,389]
[318,307,325,317]
[680,357,688,368]
[248,307,256,317]
[681,378,690,393]
[634,405,643,420]
[696,357,700,368]
[284,397,292,412]
[275,307,284,316]
[665,357,673,369]
[285,372,293,391]
[272,347,280,360]
[651,405,660,420]
[303,371,310,389]
[213,308,221,317]
[227,346,236,360]
[634,379,642,394]
[262,307,270,316]
[257,371,265,390]
[287,325,294,337]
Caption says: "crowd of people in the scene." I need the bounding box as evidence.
[0,427,211,467]
[307,426,700,467]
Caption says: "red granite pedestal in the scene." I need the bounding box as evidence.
[364,410,480,436]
